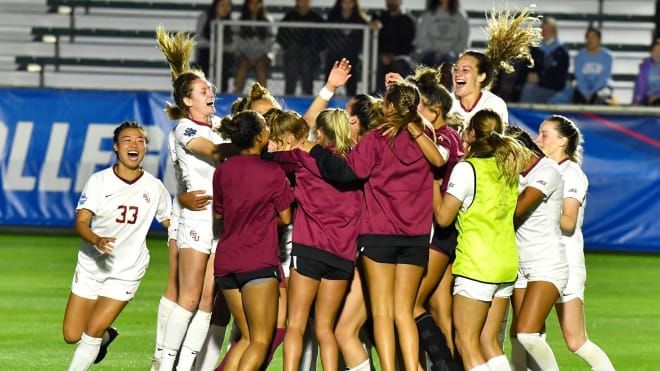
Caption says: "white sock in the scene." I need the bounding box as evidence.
[487,354,512,371]
[347,358,371,371]
[469,363,490,371]
[299,318,318,371]
[510,337,527,371]
[177,310,212,371]
[194,324,227,371]
[154,296,177,359]
[68,332,102,371]
[575,340,615,371]
[517,333,559,371]
[159,305,194,371]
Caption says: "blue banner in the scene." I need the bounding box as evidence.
[0,88,658,252]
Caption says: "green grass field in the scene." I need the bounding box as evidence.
[0,233,657,370]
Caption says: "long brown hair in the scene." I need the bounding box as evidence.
[380,82,425,142]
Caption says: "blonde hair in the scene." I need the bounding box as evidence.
[231,82,281,114]
[461,5,541,89]
[466,110,532,186]
[267,110,308,145]
[315,109,355,158]
[156,26,209,120]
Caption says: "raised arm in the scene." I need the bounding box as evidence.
[303,58,352,129]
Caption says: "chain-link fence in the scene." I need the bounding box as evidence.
[210,19,375,97]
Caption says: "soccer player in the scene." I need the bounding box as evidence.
[450,6,541,124]
[506,125,567,371]
[156,27,230,371]
[63,121,171,371]
[213,110,294,371]
[536,115,615,371]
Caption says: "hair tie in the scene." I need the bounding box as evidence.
[490,130,499,137]
[408,104,418,112]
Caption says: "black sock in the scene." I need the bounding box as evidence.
[415,312,459,371]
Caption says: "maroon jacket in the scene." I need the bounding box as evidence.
[274,148,362,269]
[212,155,294,276]
[310,130,433,245]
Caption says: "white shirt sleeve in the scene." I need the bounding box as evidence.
[562,165,587,204]
[526,162,561,198]
[445,161,475,211]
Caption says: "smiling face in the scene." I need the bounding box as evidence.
[453,55,485,100]
[113,127,147,171]
[184,79,216,121]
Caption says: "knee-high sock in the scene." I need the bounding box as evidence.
[574,340,615,371]
[68,332,102,371]
[178,310,212,371]
[159,305,194,371]
[415,312,459,371]
[486,354,512,371]
[298,318,319,371]
[194,324,227,371]
[517,333,559,371]
[260,327,286,370]
[154,296,177,359]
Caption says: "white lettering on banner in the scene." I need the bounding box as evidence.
[75,124,115,192]
[0,122,7,165]
[4,121,36,191]
[39,123,71,192]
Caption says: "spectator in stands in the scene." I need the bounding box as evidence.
[565,26,614,105]
[325,0,369,97]
[519,17,570,103]
[277,0,326,96]
[632,38,660,105]
[370,0,416,93]
[413,0,468,90]
[195,0,234,93]
[233,0,274,94]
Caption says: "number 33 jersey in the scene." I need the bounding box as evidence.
[76,166,172,280]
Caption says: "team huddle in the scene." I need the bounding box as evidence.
[62,6,616,371]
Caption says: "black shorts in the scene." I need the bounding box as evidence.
[215,266,281,290]
[292,255,353,281]
[360,244,429,267]
[429,221,458,263]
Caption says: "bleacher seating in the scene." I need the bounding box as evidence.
[2,0,656,103]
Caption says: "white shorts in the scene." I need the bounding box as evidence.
[453,276,514,302]
[514,264,569,294]
[71,261,142,302]
[177,217,214,254]
[279,224,293,277]
[556,263,586,303]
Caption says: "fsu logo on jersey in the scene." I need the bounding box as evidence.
[143,192,150,203]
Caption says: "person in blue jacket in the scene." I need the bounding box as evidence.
[571,26,613,104]
[632,38,660,105]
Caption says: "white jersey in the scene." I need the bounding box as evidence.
[450,90,509,124]
[172,116,225,222]
[558,159,588,268]
[76,167,171,280]
[516,156,566,268]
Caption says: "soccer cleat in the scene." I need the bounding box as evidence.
[94,327,119,364]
